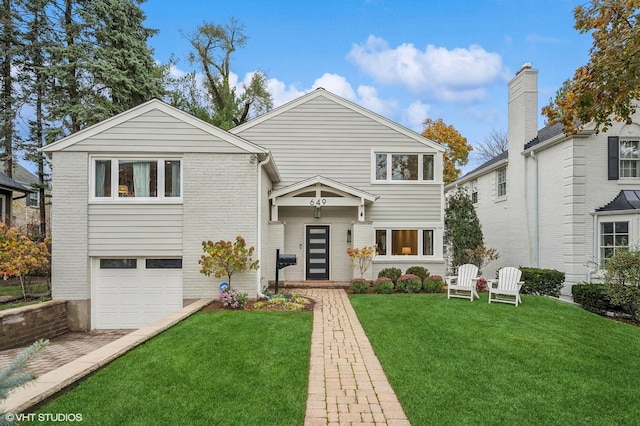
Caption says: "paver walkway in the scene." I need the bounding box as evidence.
[296,288,410,426]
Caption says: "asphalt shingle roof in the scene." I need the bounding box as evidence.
[596,190,640,212]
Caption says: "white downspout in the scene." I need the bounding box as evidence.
[531,150,539,267]
[257,152,272,299]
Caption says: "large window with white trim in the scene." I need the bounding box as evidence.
[375,228,434,256]
[374,153,435,182]
[600,221,629,262]
[93,158,181,200]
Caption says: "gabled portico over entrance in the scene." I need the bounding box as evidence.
[269,175,378,221]
[268,176,379,282]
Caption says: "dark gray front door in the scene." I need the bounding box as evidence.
[306,225,329,280]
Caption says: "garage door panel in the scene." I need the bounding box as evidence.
[94,258,183,329]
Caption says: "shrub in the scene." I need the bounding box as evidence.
[397,274,421,293]
[349,278,370,294]
[423,275,444,293]
[378,267,402,284]
[476,277,488,293]
[200,235,259,291]
[572,283,614,314]
[603,247,640,319]
[220,288,248,309]
[374,277,394,294]
[405,266,429,282]
[520,267,565,297]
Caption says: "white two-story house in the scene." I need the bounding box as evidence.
[447,64,640,294]
[43,88,445,330]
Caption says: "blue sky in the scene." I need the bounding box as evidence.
[143,0,592,167]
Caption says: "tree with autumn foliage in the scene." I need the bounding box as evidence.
[199,235,259,290]
[0,223,50,299]
[543,0,640,134]
[346,245,377,279]
[421,118,472,184]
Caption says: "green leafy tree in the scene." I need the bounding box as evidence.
[0,0,20,186]
[604,246,640,319]
[542,1,640,134]
[184,18,272,129]
[199,235,259,290]
[421,118,472,184]
[445,187,497,271]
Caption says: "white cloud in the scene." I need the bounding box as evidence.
[267,78,306,107]
[311,73,357,99]
[402,101,430,132]
[347,35,509,103]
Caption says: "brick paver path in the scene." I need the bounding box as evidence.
[296,288,410,426]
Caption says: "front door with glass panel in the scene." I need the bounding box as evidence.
[306,225,330,280]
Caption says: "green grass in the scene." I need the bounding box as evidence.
[0,278,51,310]
[349,293,640,426]
[32,310,312,425]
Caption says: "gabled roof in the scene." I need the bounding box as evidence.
[596,190,640,212]
[42,98,269,155]
[0,171,31,193]
[523,122,565,150]
[269,175,379,202]
[231,88,445,153]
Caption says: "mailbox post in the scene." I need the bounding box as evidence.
[275,248,297,294]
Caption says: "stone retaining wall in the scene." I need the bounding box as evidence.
[0,301,70,350]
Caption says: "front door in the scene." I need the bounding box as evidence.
[306,225,330,280]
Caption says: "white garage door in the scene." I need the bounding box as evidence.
[93,258,183,329]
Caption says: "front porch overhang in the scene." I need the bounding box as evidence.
[269,175,379,221]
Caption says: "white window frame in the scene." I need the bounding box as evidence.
[374,227,438,258]
[496,167,507,199]
[90,157,183,203]
[619,139,640,178]
[372,151,438,184]
[470,179,478,203]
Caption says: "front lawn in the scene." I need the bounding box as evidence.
[350,293,640,425]
[32,310,312,425]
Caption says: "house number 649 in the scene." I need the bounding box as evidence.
[310,198,327,207]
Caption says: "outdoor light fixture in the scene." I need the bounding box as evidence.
[314,206,321,219]
[347,230,352,243]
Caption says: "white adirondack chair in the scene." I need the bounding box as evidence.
[488,267,524,306]
[446,264,480,301]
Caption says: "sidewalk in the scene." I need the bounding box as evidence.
[296,289,410,425]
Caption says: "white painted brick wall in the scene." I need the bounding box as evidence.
[50,152,90,299]
[182,153,259,298]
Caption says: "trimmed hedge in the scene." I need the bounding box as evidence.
[349,279,370,294]
[520,267,565,297]
[405,266,429,282]
[374,277,394,294]
[423,275,444,293]
[378,267,402,284]
[572,283,614,314]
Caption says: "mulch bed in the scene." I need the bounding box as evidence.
[201,297,315,312]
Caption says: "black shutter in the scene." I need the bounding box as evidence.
[608,136,619,180]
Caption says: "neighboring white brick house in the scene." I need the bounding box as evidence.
[446,64,640,295]
[44,89,445,329]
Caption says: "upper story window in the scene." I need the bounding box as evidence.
[496,167,507,198]
[470,179,478,203]
[620,140,640,178]
[374,153,435,182]
[26,191,39,207]
[93,158,181,201]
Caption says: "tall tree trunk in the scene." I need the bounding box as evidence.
[64,0,80,133]
[1,0,14,179]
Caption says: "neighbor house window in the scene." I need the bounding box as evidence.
[600,221,629,262]
[470,179,478,203]
[26,191,39,207]
[496,167,507,198]
[93,158,181,200]
[375,228,435,256]
[620,140,640,178]
[374,153,436,182]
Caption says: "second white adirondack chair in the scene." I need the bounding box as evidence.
[446,264,480,301]
[488,267,524,306]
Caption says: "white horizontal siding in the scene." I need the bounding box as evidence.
[88,204,183,256]
[65,110,248,153]
[235,96,443,223]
